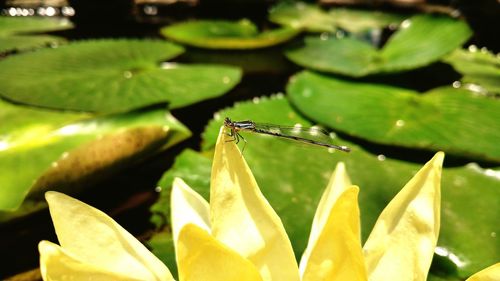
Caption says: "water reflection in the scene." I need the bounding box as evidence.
[123,71,133,79]
[222,76,231,84]
[452,81,490,96]
[467,163,500,180]
[3,5,74,17]
[143,4,158,16]
[395,119,405,127]
[400,19,412,29]
[161,62,178,69]
[435,246,468,269]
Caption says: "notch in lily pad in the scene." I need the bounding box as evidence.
[286,14,472,77]
[269,1,405,33]
[160,19,300,49]
[443,47,500,94]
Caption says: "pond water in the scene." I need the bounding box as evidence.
[0,0,498,280]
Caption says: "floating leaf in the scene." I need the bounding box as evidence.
[196,96,498,279]
[149,149,212,229]
[147,149,212,278]
[0,100,190,221]
[286,14,472,76]
[269,2,405,33]
[0,16,72,34]
[443,48,500,94]
[269,2,338,33]
[288,36,381,76]
[287,71,500,163]
[328,8,406,33]
[147,232,178,279]
[0,16,73,53]
[160,19,299,49]
[0,39,242,112]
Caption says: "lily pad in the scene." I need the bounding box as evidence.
[147,231,178,279]
[269,2,405,33]
[328,8,406,33]
[0,16,73,53]
[149,96,498,279]
[0,100,190,221]
[286,14,472,77]
[147,149,212,279]
[160,19,299,49]
[269,2,338,33]
[0,39,242,112]
[150,149,212,229]
[287,71,500,163]
[443,48,500,94]
[204,97,500,278]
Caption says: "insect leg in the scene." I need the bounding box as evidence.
[235,131,240,144]
[239,132,248,153]
[225,128,237,142]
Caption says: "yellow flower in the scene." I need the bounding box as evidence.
[466,263,500,281]
[39,127,498,280]
[39,192,174,280]
[171,128,444,281]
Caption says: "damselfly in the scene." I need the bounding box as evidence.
[224,117,350,152]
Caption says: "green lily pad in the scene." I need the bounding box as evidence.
[0,16,73,53]
[204,97,499,278]
[328,8,406,33]
[147,231,178,279]
[0,99,190,221]
[443,48,500,94]
[147,149,212,279]
[160,19,299,49]
[269,2,338,33]
[0,39,242,113]
[150,149,212,229]
[287,71,500,163]
[286,14,472,77]
[269,2,405,33]
[148,96,498,279]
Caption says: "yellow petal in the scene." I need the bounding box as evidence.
[210,127,300,281]
[300,162,352,274]
[45,191,174,281]
[39,240,143,281]
[466,263,500,281]
[171,177,210,245]
[177,224,263,281]
[363,152,444,281]
[302,186,368,281]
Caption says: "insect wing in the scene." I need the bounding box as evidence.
[253,123,335,144]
